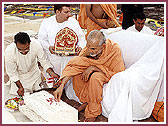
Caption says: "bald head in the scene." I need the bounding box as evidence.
[85,30,105,59]
[87,30,105,46]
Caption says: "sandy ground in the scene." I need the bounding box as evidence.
[3,15,157,123]
[4,15,42,34]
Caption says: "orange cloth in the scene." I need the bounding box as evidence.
[78,4,120,38]
[85,18,107,38]
[60,39,125,118]
[152,101,164,122]
[100,4,120,27]
[78,4,87,29]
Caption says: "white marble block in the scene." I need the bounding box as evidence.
[23,91,78,122]
[19,104,46,122]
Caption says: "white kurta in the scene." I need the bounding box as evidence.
[127,25,154,35]
[5,39,53,95]
[38,16,86,75]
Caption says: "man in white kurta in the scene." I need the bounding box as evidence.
[127,12,154,35]
[38,4,86,76]
[127,24,154,35]
[5,32,58,96]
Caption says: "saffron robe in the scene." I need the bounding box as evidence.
[78,4,120,37]
[60,39,125,118]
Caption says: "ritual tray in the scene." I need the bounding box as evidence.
[55,27,78,55]
[5,97,23,112]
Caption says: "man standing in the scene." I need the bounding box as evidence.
[5,32,59,96]
[127,12,154,34]
[78,4,120,38]
[38,4,86,76]
[53,30,125,122]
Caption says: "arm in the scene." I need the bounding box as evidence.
[35,40,60,78]
[5,48,24,96]
[81,65,104,82]
[53,76,71,102]
[46,68,60,79]
[85,4,108,29]
[15,80,24,96]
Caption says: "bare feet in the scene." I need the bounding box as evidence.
[84,117,96,122]
[77,102,88,112]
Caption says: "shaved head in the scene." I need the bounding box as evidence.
[85,30,105,59]
[87,30,105,46]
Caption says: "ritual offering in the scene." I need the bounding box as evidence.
[5,97,24,112]
[19,91,78,122]
[54,27,78,56]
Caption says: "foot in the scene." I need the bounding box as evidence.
[84,117,96,122]
[77,102,88,112]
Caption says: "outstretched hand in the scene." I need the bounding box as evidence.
[53,84,64,102]
[53,76,71,102]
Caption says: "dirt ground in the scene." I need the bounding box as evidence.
[3,15,158,123]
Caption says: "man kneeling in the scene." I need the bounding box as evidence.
[53,30,125,122]
[5,32,59,96]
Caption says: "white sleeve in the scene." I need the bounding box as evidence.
[38,20,50,52]
[5,48,19,82]
[35,41,53,71]
[73,19,86,48]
